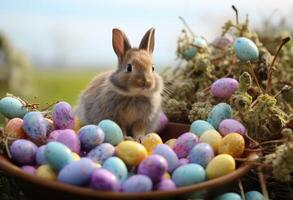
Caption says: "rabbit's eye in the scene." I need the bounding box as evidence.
[152,66,154,72]
[127,64,132,72]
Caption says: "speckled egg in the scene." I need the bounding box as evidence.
[122,175,152,192]
[138,155,168,182]
[218,133,245,158]
[164,138,177,148]
[10,139,37,165]
[5,118,26,139]
[207,103,232,129]
[218,119,246,136]
[52,101,75,130]
[172,164,206,187]
[87,143,115,164]
[102,156,128,182]
[155,179,176,191]
[194,36,208,48]
[36,164,57,180]
[21,165,36,174]
[155,112,168,133]
[98,119,123,145]
[206,154,236,179]
[183,47,197,60]
[58,158,95,186]
[211,78,239,99]
[78,125,105,151]
[212,34,234,49]
[44,142,73,171]
[90,168,120,191]
[245,191,265,200]
[44,118,55,135]
[23,111,47,144]
[215,192,242,200]
[116,141,147,166]
[190,120,215,137]
[188,143,214,167]
[36,145,47,165]
[153,144,179,172]
[0,96,28,119]
[199,130,222,153]
[55,129,80,154]
[234,37,259,61]
[173,132,198,158]
[141,133,163,154]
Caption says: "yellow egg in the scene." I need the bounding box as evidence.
[71,152,80,161]
[141,133,163,154]
[36,164,57,180]
[93,162,101,168]
[164,138,177,148]
[116,141,147,166]
[218,133,245,158]
[163,172,171,179]
[74,117,82,132]
[199,130,222,153]
[206,154,236,179]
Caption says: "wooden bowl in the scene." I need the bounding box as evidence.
[0,122,257,200]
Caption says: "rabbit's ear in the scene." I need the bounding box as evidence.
[139,28,155,54]
[112,29,131,61]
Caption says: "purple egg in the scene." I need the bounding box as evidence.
[90,168,120,191]
[138,155,168,183]
[21,165,36,174]
[218,119,246,136]
[122,175,152,192]
[212,34,234,49]
[87,143,115,164]
[36,145,47,165]
[155,112,169,133]
[55,129,80,154]
[153,144,179,172]
[78,125,105,151]
[155,179,176,191]
[187,143,214,167]
[176,158,189,168]
[10,139,37,165]
[47,130,61,142]
[211,78,239,99]
[173,132,198,158]
[52,102,75,130]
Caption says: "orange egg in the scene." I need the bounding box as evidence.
[5,118,27,139]
[218,133,245,158]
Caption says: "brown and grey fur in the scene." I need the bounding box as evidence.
[75,28,163,139]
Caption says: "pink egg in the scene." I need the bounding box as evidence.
[155,179,176,191]
[21,165,36,174]
[218,119,246,136]
[55,129,80,154]
[211,78,239,99]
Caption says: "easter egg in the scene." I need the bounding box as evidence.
[141,133,163,154]
[23,112,47,144]
[103,156,128,182]
[172,164,205,187]
[207,103,232,129]
[10,139,37,165]
[153,144,179,172]
[122,175,152,192]
[212,34,233,49]
[194,36,208,48]
[183,47,197,60]
[234,37,259,61]
[52,101,75,130]
[218,133,245,158]
[44,118,55,135]
[98,119,123,145]
[87,143,115,164]
[188,143,214,167]
[47,130,61,142]
[21,165,36,174]
[211,78,239,99]
[78,125,105,151]
[58,158,95,186]
[176,158,189,168]
[173,132,198,158]
[36,145,47,165]
[245,191,265,200]
[44,142,73,171]
[90,168,120,191]
[190,120,214,137]
[72,152,80,161]
[218,119,246,136]
[215,192,241,200]
[0,97,28,119]
[165,138,177,148]
[155,112,168,133]
[155,179,176,191]
[199,130,222,153]
[163,172,171,179]
[5,118,26,139]
[36,164,57,180]
[55,129,80,154]
[206,154,236,179]
[116,141,147,166]
[138,155,168,182]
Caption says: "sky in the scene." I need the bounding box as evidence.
[0,0,292,69]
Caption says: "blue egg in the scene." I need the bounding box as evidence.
[153,144,179,172]
[194,36,208,48]
[98,120,123,145]
[45,142,73,171]
[188,143,214,167]
[207,103,232,129]
[215,192,242,200]
[0,97,28,119]
[78,125,105,151]
[122,175,152,192]
[172,164,205,187]
[36,145,47,165]
[190,120,215,137]
[102,156,128,182]
[245,191,264,200]
[183,47,197,60]
[87,143,115,164]
[58,158,95,186]
[23,112,47,144]
[234,37,259,61]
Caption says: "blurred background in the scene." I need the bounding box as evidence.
[0,0,292,106]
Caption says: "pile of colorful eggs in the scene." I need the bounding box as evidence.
[0,96,248,194]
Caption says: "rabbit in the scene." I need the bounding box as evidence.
[75,28,164,139]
